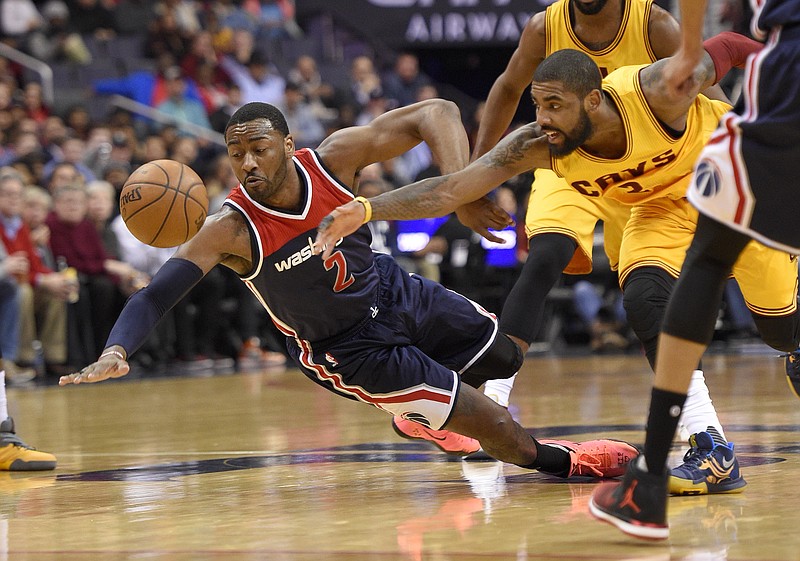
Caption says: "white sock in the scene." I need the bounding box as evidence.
[483,373,517,408]
[0,371,7,421]
[677,370,726,443]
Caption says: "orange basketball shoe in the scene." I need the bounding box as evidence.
[391,416,480,456]
[539,439,640,478]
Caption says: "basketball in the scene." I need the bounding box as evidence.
[119,159,209,248]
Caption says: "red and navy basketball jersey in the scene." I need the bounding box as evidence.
[223,148,378,343]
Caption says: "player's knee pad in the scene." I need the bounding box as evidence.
[622,268,675,343]
[753,312,800,352]
[460,333,523,388]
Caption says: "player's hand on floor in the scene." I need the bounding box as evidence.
[314,200,366,260]
[59,354,130,386]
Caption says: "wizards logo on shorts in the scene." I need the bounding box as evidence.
[694,159,722,198]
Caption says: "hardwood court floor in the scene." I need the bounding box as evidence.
[4,348,800,560]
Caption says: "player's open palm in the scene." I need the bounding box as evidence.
[58,354,130,386]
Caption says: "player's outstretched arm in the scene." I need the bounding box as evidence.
[315,122,549,259]
[60,210,251,386]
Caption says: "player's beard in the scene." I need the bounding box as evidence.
[546,109,593,157]
[571,0,609,16]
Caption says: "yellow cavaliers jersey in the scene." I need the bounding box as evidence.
[545,0,657,74]
[551,65,731,205]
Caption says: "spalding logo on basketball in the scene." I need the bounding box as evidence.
[694,159,722,198]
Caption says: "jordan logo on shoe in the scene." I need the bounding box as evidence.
[618,480,641,514]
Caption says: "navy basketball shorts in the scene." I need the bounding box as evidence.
[286,254,499,429]
[688,25,800,254]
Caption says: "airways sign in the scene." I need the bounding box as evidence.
[297,0,555,47]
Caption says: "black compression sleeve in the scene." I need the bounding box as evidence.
[105,258,205,357]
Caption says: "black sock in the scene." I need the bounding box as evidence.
[520,437,570,475]
[644,387,687,475]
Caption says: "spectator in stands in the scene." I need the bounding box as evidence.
[253,0,299,40]
[82,125,113,179]
[203,152,237,212]
[181,30,230,86]
[220,50,285,106]
[92,53,202,110]
[383,52,430,108]
[28,0,92,65]
[134,134,167,167]
[100,161,131,206]
[69,0,117,42]
[40,115,68,163]
[12,150,47,187]
[21,185,54,269]
[41,136,95,185]
[357,176,398,257]
[155,66,213,135]
[144,3,187,60]
[86,180,120,259]
[348,56,381,116]
[0,131,40,168]
[287,54,341,126]
[354,87,392,127]
[45,161,83,194]
[279,81,325,149]
[193,62,229,115]
[63,104,92,140]
[0,239,33,384]
[0,168,72,375]
[0,0,45,55]
[209,83,241,134]
[47,183,144,360]
[154,0,202,37]
[572,278,629,354]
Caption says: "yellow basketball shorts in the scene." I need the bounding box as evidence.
[619,197,797,316]
[525,169,631,275]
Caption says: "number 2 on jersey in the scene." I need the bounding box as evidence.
[323,251,355,292]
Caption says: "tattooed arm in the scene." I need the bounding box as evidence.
[314,123,551,258]
[643,28,761,131]
[639,53,718,131]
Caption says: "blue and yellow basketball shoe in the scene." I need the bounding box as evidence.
[669,431,746,495]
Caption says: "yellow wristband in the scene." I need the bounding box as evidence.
[354,196,372,224]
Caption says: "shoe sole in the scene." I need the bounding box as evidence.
[6,459,57,471]
[589,497,669,540]
[668,475,747,496]
[461,449,495,461]
[390,419,477,456]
